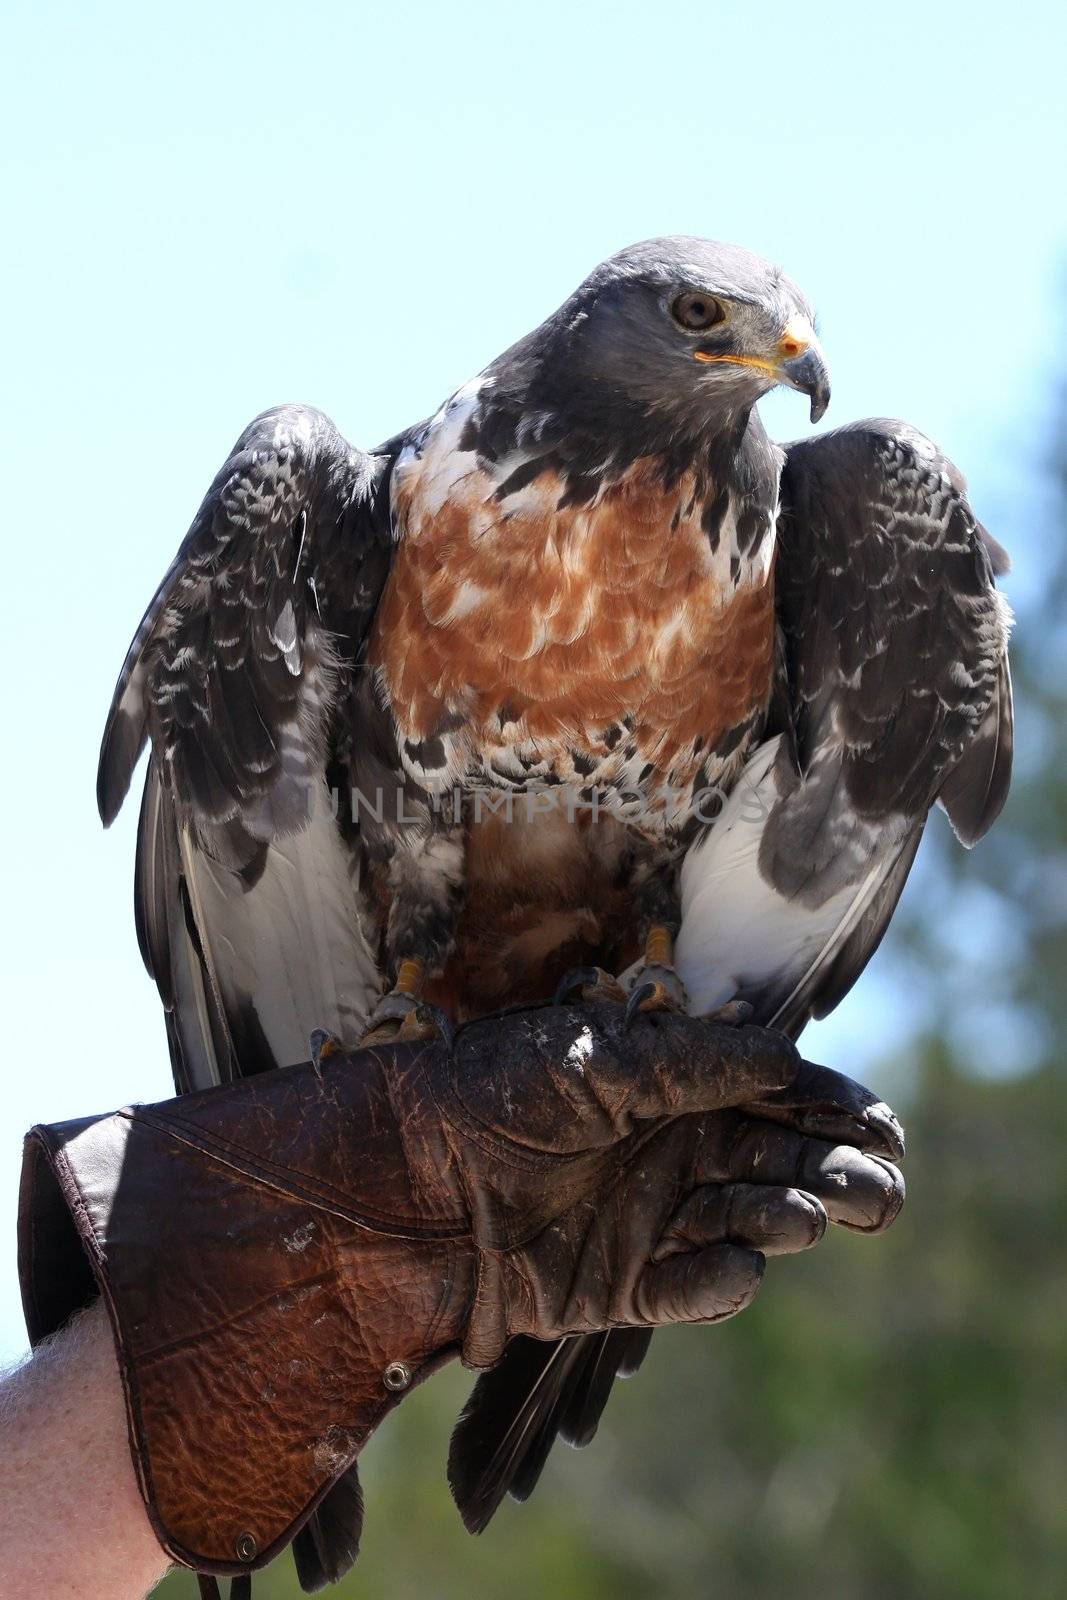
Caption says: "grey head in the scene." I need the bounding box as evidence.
[519,236,830,438]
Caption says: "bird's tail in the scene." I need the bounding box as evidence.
[290,1464,365,1592]
[448,1329,652,1534]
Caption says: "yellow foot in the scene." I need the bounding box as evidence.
[360,999,454,1047]
[553,966,629,1007]
[360,959,454,1048]
[623,925,690,1027]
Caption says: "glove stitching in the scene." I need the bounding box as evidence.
[128,1107,468,1240]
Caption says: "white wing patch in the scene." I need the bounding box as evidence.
[180,782,381,1068]
[676,736,909,1022]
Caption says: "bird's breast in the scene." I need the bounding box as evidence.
[371,425,777,829]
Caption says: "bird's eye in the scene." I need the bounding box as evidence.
[670,291,727,332]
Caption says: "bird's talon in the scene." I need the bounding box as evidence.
[642,980,675,1011]
[309,1028,344,1073]
[360,1024,400,1046]
[623,980,660,1030]
[618,926,689,1021]
[553,967,628,1007]
[402,1001,455,1051]
[621,958,689,1014]
[360,990,453,1048]
[701,998,754,1027]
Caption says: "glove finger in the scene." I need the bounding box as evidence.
[741,1061,905,1160]
[444,1009,799,1155]
[651,1182,827,1263]
[721,1123,905,1234]
[616,1014,801,1118]
[636,1242,764,1325]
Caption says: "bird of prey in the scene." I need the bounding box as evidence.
[98,236,1012,1584]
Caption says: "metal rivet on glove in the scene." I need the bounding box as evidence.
[383,1360,412,1391]
[234,1532,258,1562]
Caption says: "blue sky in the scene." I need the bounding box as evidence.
[1,0,1063,1361]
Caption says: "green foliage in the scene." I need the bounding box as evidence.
[160,410,1067,1599]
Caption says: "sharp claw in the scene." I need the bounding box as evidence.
[361,993,454,1049]
[700,999,754,1027]
[622,962,689,1022]
[623,979,660,1031]
[553,967,628,1007]
[554,967,599,1005]
[309,1028,344,1074]
[404,1001,455,1052]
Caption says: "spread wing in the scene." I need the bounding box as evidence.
[449,418,1013,1535]
[677,418,1013,1031]
[99,404,397,1090]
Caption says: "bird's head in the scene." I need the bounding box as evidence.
[539,236,830,432]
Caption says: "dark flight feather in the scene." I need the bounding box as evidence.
[291,1465,364,1593]
[937,651,1014,847]
[449,1330,653,1534]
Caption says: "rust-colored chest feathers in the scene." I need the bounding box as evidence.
[370,416,777,832]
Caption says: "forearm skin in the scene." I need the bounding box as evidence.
[0,1301,169,1600]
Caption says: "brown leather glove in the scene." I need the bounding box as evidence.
[17,1003,903,1589]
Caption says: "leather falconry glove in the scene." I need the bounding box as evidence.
[18,1003,904,1593]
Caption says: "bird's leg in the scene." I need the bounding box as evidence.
[360,824,464,1047]
[623,923,690,1025]
[619,846,690,1024]
[361,956,454,1047]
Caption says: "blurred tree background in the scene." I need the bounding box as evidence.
[160,401,1067,1600]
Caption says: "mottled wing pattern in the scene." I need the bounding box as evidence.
[99,405,396,1087]
[677,418,1013,1032]
[450,420,1013,1535]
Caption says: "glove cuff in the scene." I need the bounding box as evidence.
[18,1070,475,1579]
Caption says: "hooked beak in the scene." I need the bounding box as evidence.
[776,317,831,423]
[693,314,831,424]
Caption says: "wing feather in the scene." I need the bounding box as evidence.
[938,650,1014,846]
[102,404,397,1094]
[679,418,1013,1034]
[98,406,393,845]
[135,758,237,1090]
[448,1330,652,1535]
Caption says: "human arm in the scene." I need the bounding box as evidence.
[15,1003,903,1594]
[0,1300,170,1600]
